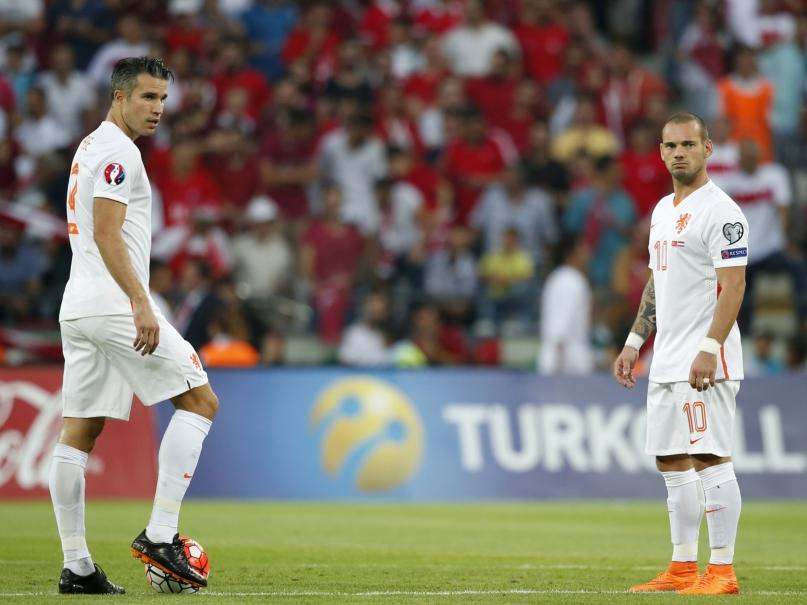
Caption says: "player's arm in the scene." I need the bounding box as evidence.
[612,274,656,389]
[688,265,745,392]
[94,197,159,355]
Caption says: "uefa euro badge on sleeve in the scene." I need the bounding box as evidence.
[722,222,743,245]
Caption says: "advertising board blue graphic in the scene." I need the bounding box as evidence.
[153,371,807,500]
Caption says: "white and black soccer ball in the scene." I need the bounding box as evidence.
[145,564,199,594]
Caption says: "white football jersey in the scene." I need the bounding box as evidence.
[60,121,154,321]
[648,180,749,383]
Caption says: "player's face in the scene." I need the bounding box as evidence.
[659,121,712,185]
[120,74,168,138]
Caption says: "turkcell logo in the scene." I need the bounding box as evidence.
[721,247,747,259]
[443,404,806,474]
[310,377,424,491]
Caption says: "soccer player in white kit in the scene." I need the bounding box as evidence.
[613,113,748,595]
[51,57,217,594]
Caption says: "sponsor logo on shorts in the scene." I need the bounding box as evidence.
[721,247,747,259]
[689,436,704,445]
[103,162,125,185]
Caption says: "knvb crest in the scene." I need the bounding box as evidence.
[675,212,691,234]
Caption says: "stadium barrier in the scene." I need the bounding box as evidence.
[2,368,805,500]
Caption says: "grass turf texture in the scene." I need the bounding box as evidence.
[0,501,805,604]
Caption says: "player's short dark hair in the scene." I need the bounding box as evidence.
[663,112,710,141]
[110,56,173,100]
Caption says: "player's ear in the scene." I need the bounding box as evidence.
[703,138,713,159]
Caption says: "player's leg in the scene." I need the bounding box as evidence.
[680,382,741,595]
[145,384,217,544]
[96,313,215,586]
[51,318,127,594]
[630,382,700,592]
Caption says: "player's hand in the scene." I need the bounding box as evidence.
[613,346,639,389]
[689,351,716,392]
[132,300,160,356]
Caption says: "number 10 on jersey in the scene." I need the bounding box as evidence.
[654,240,668,271]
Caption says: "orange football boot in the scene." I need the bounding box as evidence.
[678,563,739,595]
[629,561,699,592]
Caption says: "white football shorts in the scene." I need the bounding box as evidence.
[60,313,208,420]
[646,380,740,457]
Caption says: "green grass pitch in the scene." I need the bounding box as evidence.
[0,501,805,604]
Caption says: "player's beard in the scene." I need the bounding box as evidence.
[671,166,699,185]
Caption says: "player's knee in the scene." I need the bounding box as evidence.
[200,390,219,420]
[175,387,218,421]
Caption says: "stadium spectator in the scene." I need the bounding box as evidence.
[563,155,636,287]
[717,139,807,334]
[318,111,387,235]
[677,1,728,121]
[86,14,150,90]
[409,303,470,365]
[206,127,260,217]
[375,80,425,158]
[200,306,260,368]
[5,44,35,111]
[231,195,292,300]
[539,235,593,374]
[374,176,425,281]
[442,105,507,225]
[149,259,174,323]
[0,217,44,323]
[173,259,221,350]
[338,289,392,366]
[745,330,785,376]
[514,0,570,87]
[403,33,449,112]
[238,0,298,81]
[551,93,619,164]
[785,334,806,372]
[38,43,96,142]
[611,217,651,342]
[300,185,367,344]
[14,87,71,168]
[620,120,671,217]
[386,17,424,80]
[423,225,478,326]
[716,45,775,162]
[47,0,111,70]
[758,23,806,167]
[440,0,519,77]
[521,120,570,200]
[464,49,518,127]
[477,227,535,336]
[0,1,44,69]
[417,76,467,157]
[472,163,557,270]
[706,115,739,180]
[281,2,341,84]
[211,36,271,120]
[603,40,669,142]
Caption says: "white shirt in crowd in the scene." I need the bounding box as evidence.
[231,232,292,298]
[338,323,389,366]
[647,180,748,383]
[440,22,519,77]
[714,163,790,261]
[539,265,593,375]
[60,121,155,320]
[38,70,96,140]
[318,129,387,235]
[86,39,151,88]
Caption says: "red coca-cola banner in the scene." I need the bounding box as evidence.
[0,367,157,499]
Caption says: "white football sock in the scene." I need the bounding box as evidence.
[699,462,741,565]
[146,410,211,543]
[49,443,95,576]
[661,468,703,562]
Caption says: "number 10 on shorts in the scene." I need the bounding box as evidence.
[683,400,707,436]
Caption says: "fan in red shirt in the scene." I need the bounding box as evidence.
[619,120,671,217]
[375,81,425,159]
[281,2,342,84]
[205,127,261,220]
[403,35,450,110]
[211,37,271,120]
[514,0,570,86]
[300,185,367,344]
[464,49,518,124]
[154,139,223,229]
[442,105,507,225]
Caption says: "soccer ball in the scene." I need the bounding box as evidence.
[145,536,210,593]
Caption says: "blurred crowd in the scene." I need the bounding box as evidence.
[1,0,806,373]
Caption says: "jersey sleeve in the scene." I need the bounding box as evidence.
[92,144,138,205]
[707,201,750,268]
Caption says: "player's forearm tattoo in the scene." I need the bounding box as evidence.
[631,276,656,339]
